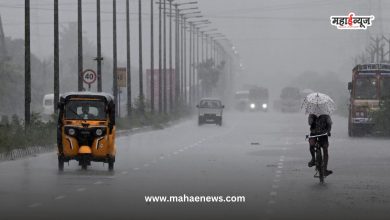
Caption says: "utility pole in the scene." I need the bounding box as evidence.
[158,0,162,113]
[138,0,144,112]
[183,18,187,105]
[126,0,132,115]
[174,5,180,108]
[25,0,31,126]
[113,0,118,114]
[163,0,167,113]
[196,28,199,102]
[96,0,102,92]
[180,15,184,104]
[54,0,59,114]
[150,0,154,112]
[189,23,192,106]
[168,0,173,112]
[78,0,83,91]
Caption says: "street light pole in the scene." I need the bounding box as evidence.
[54,0,59,114]
[163,0,167,113]
[138,0,144,112]
[97,0,102,92]
[168,0,173,112]
[126,0,132,115]
[150,0,154,112]
[25,0,31,126]
[113,0,118,115]
[78,0,83,91]
[158,0,162,113]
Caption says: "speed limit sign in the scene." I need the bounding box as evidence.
[81,69,97,85]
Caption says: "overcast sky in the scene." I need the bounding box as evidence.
[0,0,388,91]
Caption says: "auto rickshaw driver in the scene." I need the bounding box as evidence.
[80,105,95,120]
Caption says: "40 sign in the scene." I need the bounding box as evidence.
[81,69,97,85]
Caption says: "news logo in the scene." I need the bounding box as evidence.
[330,12,374,30]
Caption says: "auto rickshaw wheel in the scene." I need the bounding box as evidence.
[108,161,114,171]
[58,156,64,171]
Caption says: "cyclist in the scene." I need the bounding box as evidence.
[307,114,333,176]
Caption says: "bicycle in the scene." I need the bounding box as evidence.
[306,133,329,184]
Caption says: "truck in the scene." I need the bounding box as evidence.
[234,86,269,112]
[347,63,390,136]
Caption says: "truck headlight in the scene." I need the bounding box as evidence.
[250,103,256,109]
[262,103,268,109]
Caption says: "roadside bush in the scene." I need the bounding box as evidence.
[0,113,56,153]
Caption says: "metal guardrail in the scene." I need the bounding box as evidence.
[0,145,56,162]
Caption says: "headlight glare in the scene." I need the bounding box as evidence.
[262,103,268,109]
[250,103,256,109]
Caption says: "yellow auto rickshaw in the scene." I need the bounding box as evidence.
[57,92,116,171]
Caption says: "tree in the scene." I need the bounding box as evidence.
[197,59,224,97]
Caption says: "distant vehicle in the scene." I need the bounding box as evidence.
[347,63,390,136]
[248,86,269,112]
[196,98,224,126]
[280,87,301,112]
[43,93,55,116]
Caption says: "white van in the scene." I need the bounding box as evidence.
[43,93,55,116]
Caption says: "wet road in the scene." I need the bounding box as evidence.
[1,111,390,220]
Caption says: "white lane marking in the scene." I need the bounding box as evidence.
[279,158,284,162]
[28,203,42,208]
[173,151,178,155]
[275,174,281,178]
[159,156,165,160]
[77,188,86,192]
[278,165,283,169]
[270,191,277,196]
[272,184,279,189]
[133,167,140,171]
[273,178,280,183]
[277,162,283,166]
[268,200,276,204]
[179,149,184,152]
[94,181,103,185]
[121,171,128,175]
[276,170,282,174]
[143,163,149,167]
[54,195,66,200]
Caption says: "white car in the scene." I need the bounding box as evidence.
[196,98,224,126]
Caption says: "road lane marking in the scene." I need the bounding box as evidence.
[159,156,165,160]
[121,171,128,175]
[94,181,103,185]
[133,167,140,171]
[143,163,150,167]
[270,191,277,196]
[28,203,42,208]
[268,200,276,204]
[173,151,178,155]
[275,174,281,178]
[272,184,279,189]
[77,188,86,192]
[276,170,282,174]
[54,195,66,200]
